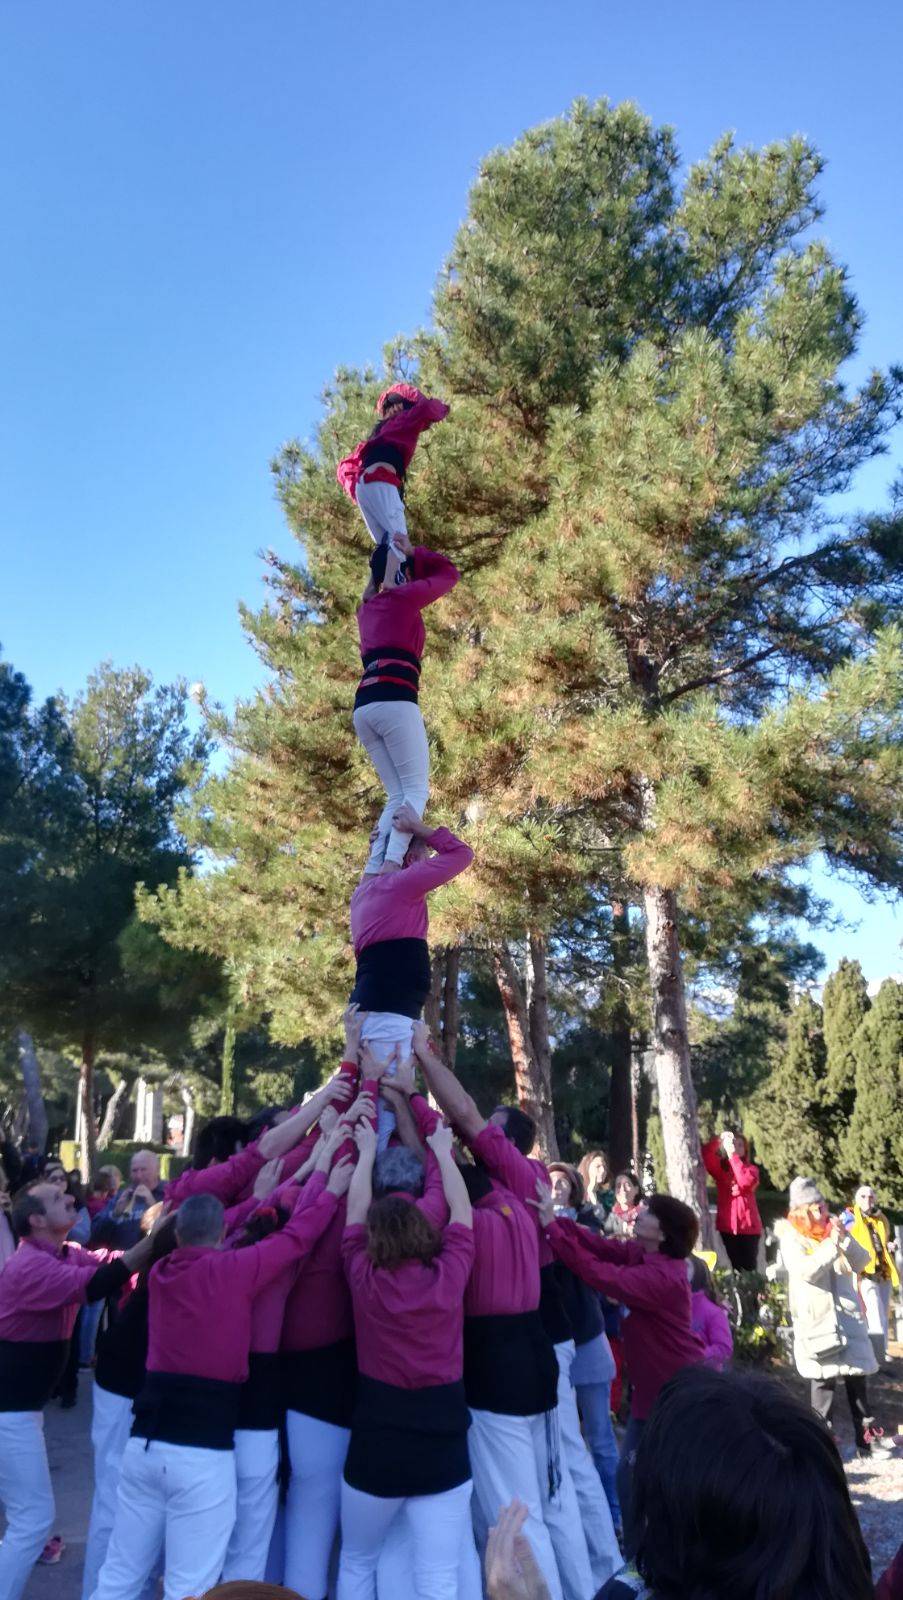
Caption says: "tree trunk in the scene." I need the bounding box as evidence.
[442,946,461,1069]
[642,883,712,1244]
[79,1033,98,1182]
[179,1082,196,1158]
[97,1078,131,1149]
[424,950,445,1040]
[17,1030,48,1153]
[607,903,634,1175]
[494,941,559,1160]
[220,1018,237,1115]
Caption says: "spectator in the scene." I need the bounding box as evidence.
[775,1177,881,1458]
[844,1184,899,1368]
[91,1151,165,1249]
[605,1173,642,1239]
[576,1152,615,1223]
[701,1128,762,1272]
[688,1256,733,1370]
[599,1367,875,1600]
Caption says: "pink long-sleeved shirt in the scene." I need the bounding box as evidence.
[469,1123,555,1269]
[342,1220,474,1389]
[147,1180,338,1384]
[350,828,473,956]
[167,1139,268,1209]
[0,1237,118,1343]
[337,389,449,501]
[356,547,460,666]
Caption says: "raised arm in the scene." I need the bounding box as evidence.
[346,1121,376,1228]
[397,547,460,610]
[412,1022,486,1143]
[701,1138,723,1182]
[727,1152,760,1193]
[258,1063,357,1161]
[386,816,473,899]
[427,1122,472,1230]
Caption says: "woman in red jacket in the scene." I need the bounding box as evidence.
[701,1130,762,1272]
[337,383,449,590]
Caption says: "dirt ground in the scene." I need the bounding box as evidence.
[7,1356,903,1600]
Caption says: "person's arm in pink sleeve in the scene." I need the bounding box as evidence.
[435,1222,475,1305]
[547,1216,648,1304]
[223,1195,260,1238]
[410,1094,440,1141]
[390,830,473,903]
[340,1223,370,1291]
[398,549,460,612]
[167,1140,267,1209]
[230,1173,341,1296]
[467,1123,536,1209]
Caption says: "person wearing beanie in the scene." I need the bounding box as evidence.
[775,1177,881,1457]
[843,1183,899,1367]
[337,382,449,590]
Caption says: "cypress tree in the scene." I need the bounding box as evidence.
[746,993,835,1195]
[841,979,903,1207]
[822,957,870,1110]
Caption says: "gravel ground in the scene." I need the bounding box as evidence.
[6,1355,902,1599]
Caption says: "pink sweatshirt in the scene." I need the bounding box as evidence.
[691,1289,733,1370]
[0,1237,118,1342]
[167,1139,268,1209]
[147,1180,339,1384]
[337,389,449,501]
[342,1221,474,1389]
[356,547,460,666]
[469,1123,555,1269]
[466,1186,541,1317]
[350,828,473,955]
[547,1220,705,1420]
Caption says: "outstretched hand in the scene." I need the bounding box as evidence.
[327,1157,355,1197]
[426,1121,454,1161]
[392,801,430,839]
[485,1501,552,1600]
[354,1122,377,1162]
[527,1181,554,1229]
[253,1158,284,1200]
[358,1042,390,1082]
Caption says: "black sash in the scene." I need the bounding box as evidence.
[350,937,431,1020]
[132,1370,241,1451]
[283,1338,358,1429]
[0,1338,68,1412]
[464,1310,559,1417]
[237,1352,285,1432]
[539,1262,574,1347]
[344,1374,470,1499]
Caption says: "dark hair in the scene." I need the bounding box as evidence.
[368,541,412,592]
[143,1212,179,1273]
[370,394,414,430]
[66,1173,86,1208]
[192,1116,250,1170]
[634,1367,873,1600]
[688,1253,722,1304]
[495,1105,536,1157]
[366,1195,441,1269]
[176,1193,225,1247]
[244,1107,285,1139]
[233,1204,289,1249]
[646,1193,698,1259]
[11,1185,48,1239]
[577,1150,610,1193]
[460,1162,494,1205]
[373,1147,425,1199]
[614,1170,641,1196]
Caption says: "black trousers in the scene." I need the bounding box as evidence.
[720,1232,760,1272]
[810,1374,870,1449]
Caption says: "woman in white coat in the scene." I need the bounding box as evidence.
[775,1176,879,1458]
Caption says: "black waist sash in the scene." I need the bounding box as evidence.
[350,938,431,1020]
[237,1352,285,1432]
[345,1374,470,1499]
[0,1338,68,1412]
[132,1370,241,1451]
[354,645,422,709]
[464,1310,559,1417]
[283,1338,358,1429]
[361,439,407,487]
[539,1263,573,1348]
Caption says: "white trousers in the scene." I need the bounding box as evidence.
[860,1275,893,1365]
[361,1012,415,1152]
[220,1427,280,1582]
[82,1386,137,1600]
[468,1408,564,1600]
[353,700,430,870]
[375,1500,483,1600]
[355,478,408,554]
[284,1408,350,1600]
[91,1436,236,1600]
[0,1412,55,1600]
[555,1340,620,1592]
[338,1478,473,1600]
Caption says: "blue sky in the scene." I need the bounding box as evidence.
[1,1,900,984]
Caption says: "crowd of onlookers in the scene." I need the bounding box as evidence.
[0,1110,900,1600]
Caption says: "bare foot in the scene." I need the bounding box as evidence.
[378,861,402,875]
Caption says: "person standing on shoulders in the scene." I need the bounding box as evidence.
[701,1129,762,1272]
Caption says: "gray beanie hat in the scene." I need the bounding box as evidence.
[788,1176,824,1210]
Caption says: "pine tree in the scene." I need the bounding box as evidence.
[746,993,836,1194]
[841,979,903,1207]
[143,102,903,1225]
[822,957,870,1110]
